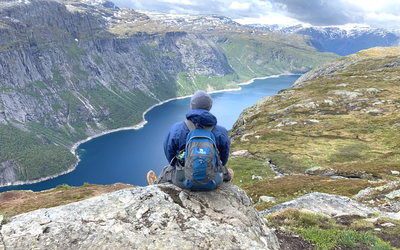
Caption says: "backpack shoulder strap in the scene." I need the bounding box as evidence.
[202,125,215,132]
[184,120,196,131]
[184,120,215,132]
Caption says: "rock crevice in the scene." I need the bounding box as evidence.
[1,183,280,250]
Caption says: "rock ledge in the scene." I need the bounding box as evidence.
[1,183,279,250]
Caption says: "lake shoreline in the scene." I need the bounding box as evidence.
[0,74,292,189]
[68,74,286,156]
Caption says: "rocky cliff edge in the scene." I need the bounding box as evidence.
[0,183,279,250]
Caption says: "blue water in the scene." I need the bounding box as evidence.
[0,75,299,192]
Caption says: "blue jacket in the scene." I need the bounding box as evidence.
[164,109,230,166]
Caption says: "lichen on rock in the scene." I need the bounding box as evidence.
[1,183,279,250]
[261,192,381,217]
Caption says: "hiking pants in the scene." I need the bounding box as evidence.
[154,165,230,188]
[154,165,186,189]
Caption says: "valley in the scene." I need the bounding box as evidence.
[0,0,337,187]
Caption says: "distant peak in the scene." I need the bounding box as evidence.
[63,0,120,9]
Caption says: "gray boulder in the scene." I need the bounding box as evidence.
[1,183,279,250]
[304,166,326,175]
[261,192,380,217]
[259,196,276,204]
[386,190,400,201]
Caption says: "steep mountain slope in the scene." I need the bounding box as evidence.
[246,24,400,56]
[0,0,337,187]
[0,0,235,186]
[138,11,339,78]
[228,47,400,209]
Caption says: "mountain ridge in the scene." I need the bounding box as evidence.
[245,23,400,56]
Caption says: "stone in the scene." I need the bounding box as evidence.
[261,192,380,217]
[385,190,400,200]
[375,211,400,221]
[391,170,400,175]
[304,166,326,175]
[293,102,319,109]
[381,223,396,227]
[376,186,386,191]
[366,109,383,114]
[330,90,363,99]
[323,100,336,106]
[354,180,400,202]
[1,183,280,250]
[240,132,257,141]
[230,150,251,158]
[254,96,274,109]
[353,187,376,201]
[366,88,381,94]
[252,175,263,180]
[259,196,276,204]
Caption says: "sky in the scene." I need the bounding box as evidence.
[110,0,400,29]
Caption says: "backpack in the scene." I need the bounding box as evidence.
[180,120,223,190]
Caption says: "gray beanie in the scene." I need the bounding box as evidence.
[190,90,213,111]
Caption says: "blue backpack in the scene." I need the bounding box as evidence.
[180,120,223,190]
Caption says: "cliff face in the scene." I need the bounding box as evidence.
[138,10,340,78]
[0,0,232,127]
[0,0,235,186]
[0,183,280,250]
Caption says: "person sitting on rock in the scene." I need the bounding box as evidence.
[147,90,233,188]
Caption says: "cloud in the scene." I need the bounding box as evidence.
[268,0,365,26]
[109,0,400,29]
[234,12,300,26]
[267,0,400,28]
[111,0,272,18]
[229,1,250,10]
[365,12,400,29]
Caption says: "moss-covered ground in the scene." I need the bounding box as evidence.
[227,47,400,209]
[268,208,400,250]
[0,183,133,224]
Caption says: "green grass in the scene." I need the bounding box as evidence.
[267,208,397,250]
[56,184,72,191]
[299,228,393,250]
[229,50,400,203]
[63,44,87,61]
[175,72,239,97]
[214,34,338,83]
[226,156,276,189]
